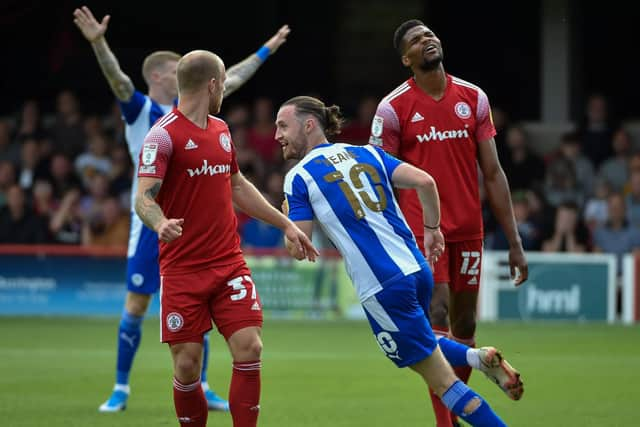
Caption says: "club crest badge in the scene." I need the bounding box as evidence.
[454,102,471,119]
[166,312,184,332]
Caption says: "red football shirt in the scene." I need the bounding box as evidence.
[370,74,496,245]
[138,108,243,275]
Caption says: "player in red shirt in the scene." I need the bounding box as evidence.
[370,20,528,427]
[135,50,317,427]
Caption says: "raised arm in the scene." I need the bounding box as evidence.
[73,6,134,101]
[134,176,183,243]
[231,171,317,261]
[223,25,290,98]
[478,137,528,285]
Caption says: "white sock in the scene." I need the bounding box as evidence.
[201,381,210,391]
[466,349,481,370]
[114,384,130,394]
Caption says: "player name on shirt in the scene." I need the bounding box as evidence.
[315,149,358,166]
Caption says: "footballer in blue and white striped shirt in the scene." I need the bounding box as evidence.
[278,96,524,427]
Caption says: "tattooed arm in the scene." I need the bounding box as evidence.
[135,177,183,243]
[73,6,134,101]
[224,25,291,98]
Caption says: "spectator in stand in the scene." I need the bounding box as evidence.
[598,127,633,192]
[577,93,617,169]
[264,170,285,208]
[79,172,111,221]
[500,124,545,192]
[525,188,556,243]
[83,196,129,246]
[0,184,49,243]
[49,188,83,244]
[50,89,86,159]
[46,152,83,202]
[32,179,55,222]
[622,153,640,194]
[75,133,113,187]
[83,114,104,140]
[224,102,251,131]
[336,95,378,145]
[488,191,541,251]
[583,178,612,230]
[593,193,640,277]
[0,119,19,165]
[14,99,48,142]
[625,169,640,229]
[542,201,590,252]
[0,160,17,208]
[108,144,133,209]
[544,149,582,208]
[247,96,280,164]
[557,131,596,199]
[17,137,41,192]
[232,123,265,184]
[108,100,126,143]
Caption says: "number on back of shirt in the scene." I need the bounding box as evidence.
[323,163,387,219]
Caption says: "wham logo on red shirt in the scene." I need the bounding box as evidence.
[416,125,470,143]
[187,159,231,177]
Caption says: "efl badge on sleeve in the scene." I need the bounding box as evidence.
[142,143,158,165]
[371,115,384,137]
[219,133,232,152]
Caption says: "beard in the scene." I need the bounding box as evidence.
[418,51,443,72]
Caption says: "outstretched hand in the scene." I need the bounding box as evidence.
[264,25,291,54]
[423,229,445,269]
[73,6,110,43]
[509,245,528,286]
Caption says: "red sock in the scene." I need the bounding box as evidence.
[429,387,454,427]
[173,378,207,427]
[429,326,452,426]
[450,335,475,425]
[230,360,261,427]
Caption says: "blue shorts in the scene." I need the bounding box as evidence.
[362,268,436,368]
[126,214,160,295]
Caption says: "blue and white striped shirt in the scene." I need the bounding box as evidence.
[119,90,175,257]
[284,143,427,301]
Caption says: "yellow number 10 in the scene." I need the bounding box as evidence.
[323,163,388,219]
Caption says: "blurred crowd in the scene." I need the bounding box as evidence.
[1,90,640,275]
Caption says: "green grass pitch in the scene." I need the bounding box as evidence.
[0,318,638,426]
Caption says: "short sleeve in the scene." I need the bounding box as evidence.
[476,88,497,143]
[226,128,239,175]
[369,100,402,156]
[137,126,173,179]
[119,90,146,125]
[283,172,314,221]
[370,146,403,181]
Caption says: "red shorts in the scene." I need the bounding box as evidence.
[432,239,483,293]
[160,261,263,344]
